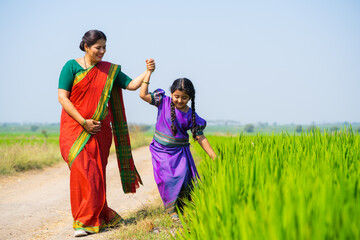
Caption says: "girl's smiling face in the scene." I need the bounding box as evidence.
[171,90,190,112]
[85,39,106,64]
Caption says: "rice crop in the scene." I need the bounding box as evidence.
[178,129,360,240]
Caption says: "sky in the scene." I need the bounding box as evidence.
[0,0,359,125]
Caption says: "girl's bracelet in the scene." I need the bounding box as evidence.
[82,119,86,126]
[142,81,150,84]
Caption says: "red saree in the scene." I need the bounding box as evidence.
[59,61,142,233]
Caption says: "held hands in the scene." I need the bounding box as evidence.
[146,59,155,72]
[82,119,101,134]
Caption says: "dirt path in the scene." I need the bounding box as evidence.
[0,146,160,240]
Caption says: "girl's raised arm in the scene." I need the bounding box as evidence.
[126,59,155,91]
[139,67,153,104]
[196,135,217,160]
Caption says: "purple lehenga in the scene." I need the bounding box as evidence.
[149,89,206,214]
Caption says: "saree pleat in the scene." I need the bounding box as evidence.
[59,61,141,233]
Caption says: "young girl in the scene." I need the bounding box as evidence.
[140,70,216,220]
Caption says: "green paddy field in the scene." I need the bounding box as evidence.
[1,123,359,239]
[179,129,360,239]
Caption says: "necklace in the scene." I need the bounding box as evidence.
[83,56,87,69]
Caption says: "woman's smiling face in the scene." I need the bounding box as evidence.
[85,39,106,64]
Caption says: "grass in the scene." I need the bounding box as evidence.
[104,200,183,240]
[0,129,153,176]
[110,131,153,154]
[0,143,62,175]
[0,134,61,175]
[177,130,360,240]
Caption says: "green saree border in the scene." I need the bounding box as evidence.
[153,129,189,147]
[67,64,120,168]
[73,65,95,85]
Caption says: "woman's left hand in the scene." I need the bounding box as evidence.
[83,119,101,134]
[146,59,155,72]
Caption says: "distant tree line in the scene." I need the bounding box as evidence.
[244,124,254,133]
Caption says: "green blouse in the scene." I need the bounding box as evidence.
[58,59,132,91]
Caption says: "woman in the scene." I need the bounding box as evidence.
[58,30,155,237]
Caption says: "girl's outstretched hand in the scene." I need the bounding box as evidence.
[146,59,155,72]
[196,135,217,160]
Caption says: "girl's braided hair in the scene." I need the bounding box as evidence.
[170,78,197,140]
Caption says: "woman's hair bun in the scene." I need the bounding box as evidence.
[79,30,107,52]
[79,40,85,51]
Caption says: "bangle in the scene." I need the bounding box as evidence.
[142,81,150,84]
[82,119,86,126]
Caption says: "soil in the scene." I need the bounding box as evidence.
[0,146,160,240]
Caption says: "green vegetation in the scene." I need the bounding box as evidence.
[127,125,153,150]
[178,129,360,239]
[243,124,255,133]
[0,133,61,175]
[0,123,152,176]
[0,122,60,135]
[105,200,182,239]
[0,141,62,175]
[204,122,360,135]
[3,123,359,238]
